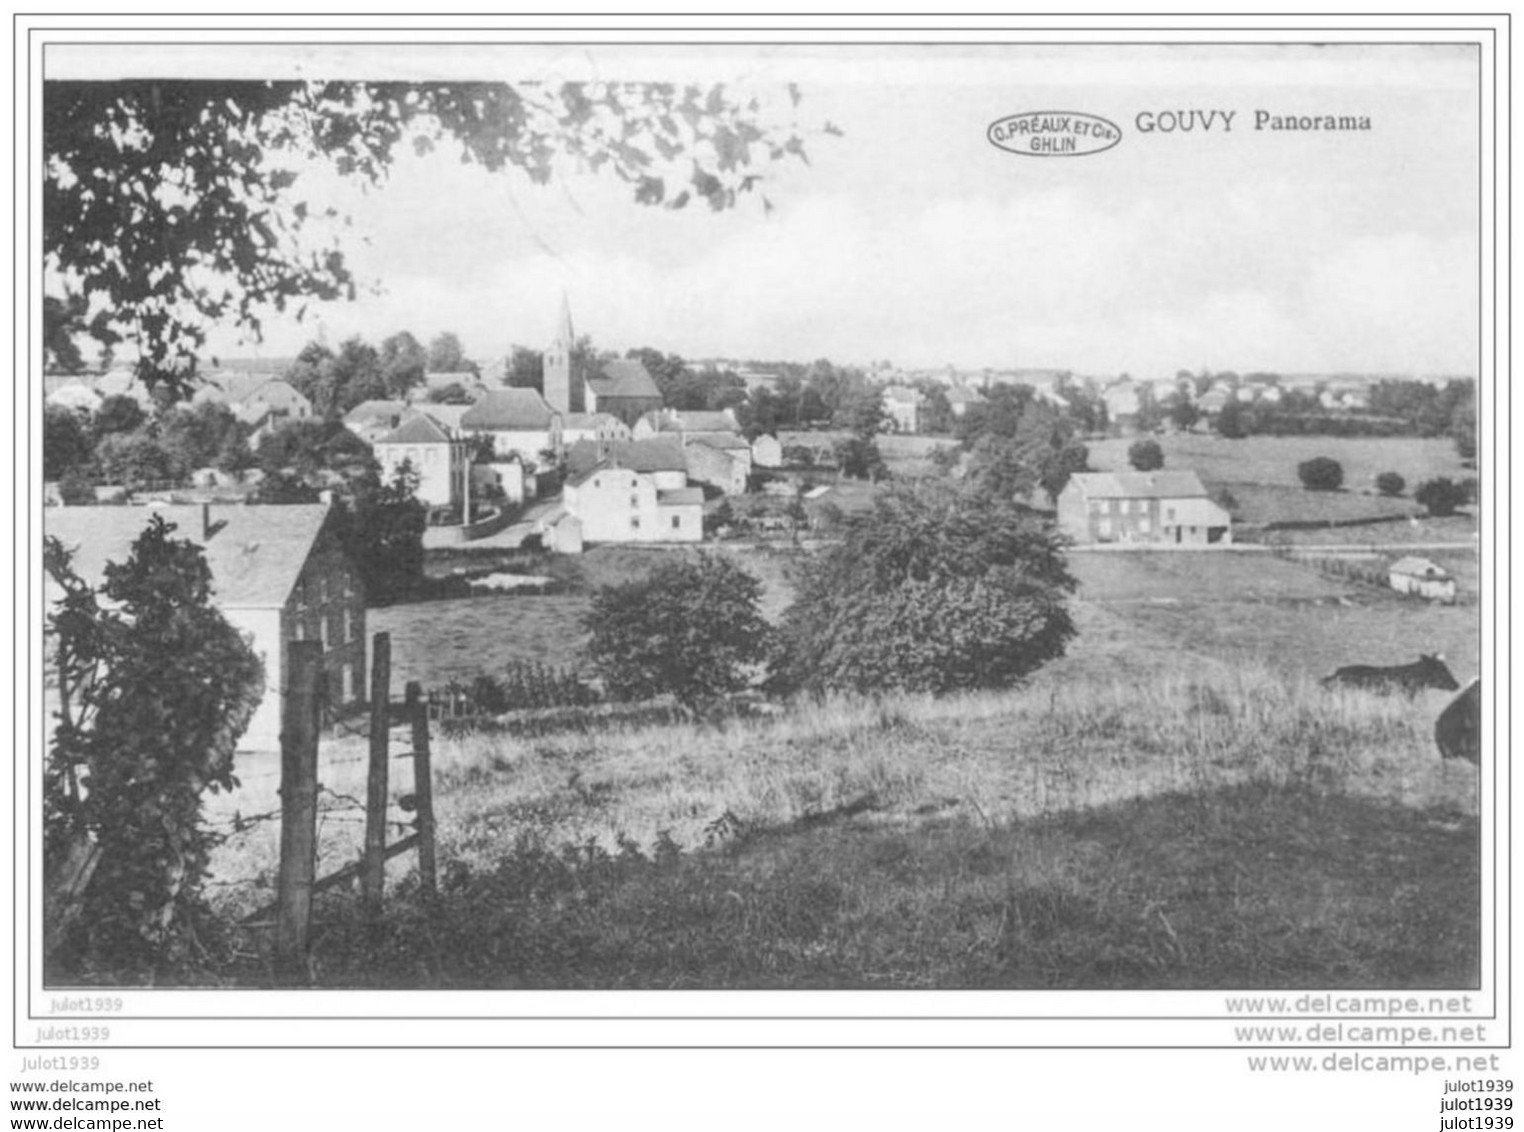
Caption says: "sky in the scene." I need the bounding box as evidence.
[49,42,1482,379]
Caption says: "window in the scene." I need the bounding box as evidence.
[318,613,328,649]
[340,607,349,644]
[342,664,355,704]
[631,517,641,530]
[631,495,639,509]
[672,515,681,530]
[293,619,305,642]
[1166,507,1176,522]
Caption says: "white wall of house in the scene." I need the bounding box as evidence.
[221,607,283,752]
[479,424,563,465]
[375,441,462,507]
[564,469,700,543]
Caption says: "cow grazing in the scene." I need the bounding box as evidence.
[1322,653,1460,696]
[1435,679,1481,764]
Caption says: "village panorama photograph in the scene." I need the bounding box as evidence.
[38,40,1483,993]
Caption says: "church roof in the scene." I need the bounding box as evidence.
[588,359,661,400]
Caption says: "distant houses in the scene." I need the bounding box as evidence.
[1057,470,1232,546]
[45,502,366,751]
[1388,556,1457,604]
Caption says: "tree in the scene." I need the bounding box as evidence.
[46,81,821,401]
[582,553,770,708]
[380,330,428,398]
[91,394,147,441]
[1451,392,1478,462]
[770,481,1078,697]
[1214,398,1248,439]
[503,346,545,393]
[44,518,263,972]
[1297,456,1344,492]
[43,405,94,481]
[1165,391,1200,432]
[1375,472,1406,497]
[425,331,469,375]
[337,463,428,603]
[1128,438,1165,472]
[834,434,886,481]
[1415,477,1467,517]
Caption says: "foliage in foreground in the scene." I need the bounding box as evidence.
[770,481,1077,695]
[46,517,264,975]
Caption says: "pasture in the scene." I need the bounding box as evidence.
[210,667,1479,989]
[1068,551,1480,687]
[1085,433,1471,492]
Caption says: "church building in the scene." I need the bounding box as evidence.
[543,296,663,428]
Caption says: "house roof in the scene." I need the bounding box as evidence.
[45,503,338,611]
[587,358,661,400]
[675,410,739,433]
[1390,556,1451,579]
[692,434,751,452]
[375,413,453,446]
[344,399,409,425]
[609,436,688,474]
[460,388,558,430]
[657,488,705,507]
[945,385,985,405]
[1066,471,1209,500]
[562,412,621,431]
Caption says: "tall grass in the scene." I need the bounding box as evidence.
[206,663,1466,921]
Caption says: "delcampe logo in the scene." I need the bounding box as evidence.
[987,111,1123,157]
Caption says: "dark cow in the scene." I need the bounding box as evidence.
[1435,679,1481,764]
[1322,653,1460,696]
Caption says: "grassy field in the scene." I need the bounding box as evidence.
[1069,551,1480,685]
[1086,433,1472,492]
[208,667,1479,989]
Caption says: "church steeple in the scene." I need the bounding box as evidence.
[544,292,578,414]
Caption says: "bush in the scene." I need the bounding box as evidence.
[1415,477,1466,517]
[1375,472,1406,497]
[1297,456,1344,492]
[770,481,1077,697]
[582,553,770,707]
[44,517,264,974]
[1127,438,1164,472]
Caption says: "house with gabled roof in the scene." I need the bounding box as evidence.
[1057,470,1231,546]
[44,502,366,751]
[460,387,563,466]
[881,384,923,433]
[372,412,469,507]
[1388,556,1457,604]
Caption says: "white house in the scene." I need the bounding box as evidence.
[562,465,703,544]
[881,385,923,433]
[1057,470,1232,546]
[460,388,563,466]
[1389,556,1458,604]
[372,412,469,508]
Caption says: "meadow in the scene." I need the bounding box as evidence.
[209,666,1478,989]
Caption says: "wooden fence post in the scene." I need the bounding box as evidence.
[405,681,438,899]
[276,641,323,973]
[363,632,391,916]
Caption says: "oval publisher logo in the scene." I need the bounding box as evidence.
[987,111,1123,157]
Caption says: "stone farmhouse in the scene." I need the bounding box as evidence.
[44,502,365,751]
[1057,470,1232,546]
